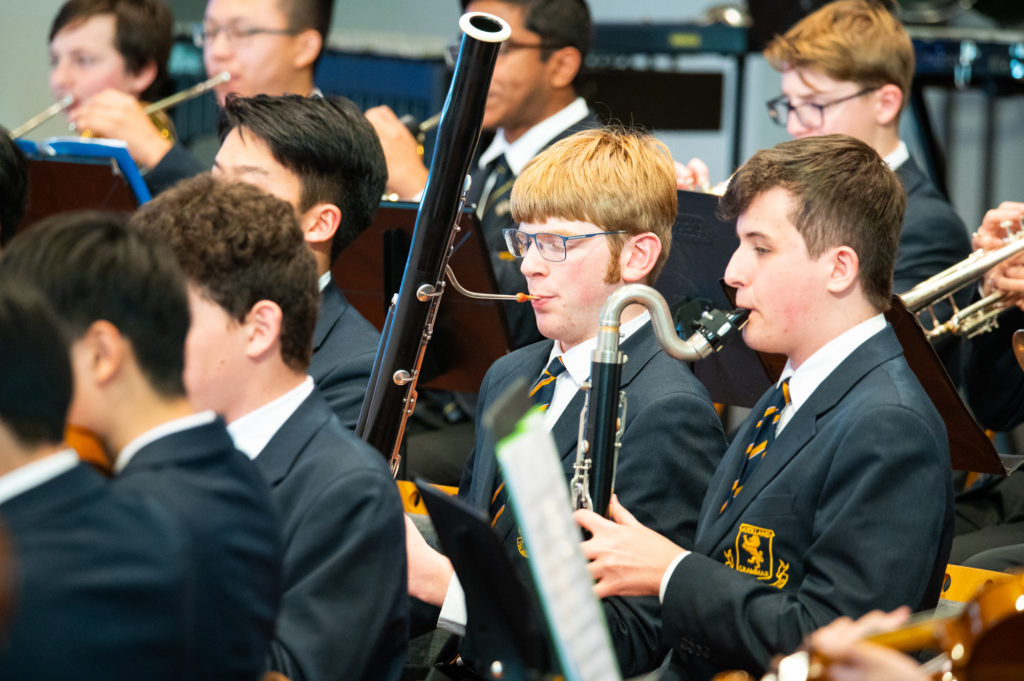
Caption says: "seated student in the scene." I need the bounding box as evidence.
[0,212,281,681]
[48,0,180,188]
[133,174,407,681]
[576,135,954,681]
[212,93,385,429]
[761,0,972,374]
[0,128,28,248]
[62,0,334,195]
[0,275,192,681]
[405,127,727,677]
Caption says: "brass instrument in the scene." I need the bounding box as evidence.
[900,219,1024,340]
[572,284,748,515]
[356,12,511,473]
[9,94,74,138]
[81,71,230,142]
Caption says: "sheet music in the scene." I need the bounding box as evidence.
[497,408,622,681]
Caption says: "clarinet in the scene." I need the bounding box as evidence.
[355,13,511,473]
[570,284,749,516]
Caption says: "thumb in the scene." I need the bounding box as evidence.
[608,494,640,527]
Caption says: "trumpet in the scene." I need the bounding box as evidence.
[900,219,1024,340]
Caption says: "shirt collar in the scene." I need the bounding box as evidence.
[776,314,887,427]
[883,140,910,171]
[318,270,332,293]
[227,376,315,460]
[478,97,589,175]
[115,411,218,474]
[0,449,79,506]
[547,310,652,388]
[540,311,651,429]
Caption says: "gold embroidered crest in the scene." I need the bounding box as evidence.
[734,523,774,580]
[516,535,528,558]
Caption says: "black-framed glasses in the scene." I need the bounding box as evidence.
[766,87,880,128]
[192,22,301,49]
[444,39,567,67]
[502,228,626,262]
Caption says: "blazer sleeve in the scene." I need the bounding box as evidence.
[961,306,1024,431]
[600,382,726,677]
[661,402,951,673]
[267,468,408,681]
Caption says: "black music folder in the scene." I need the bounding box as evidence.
[655,189,782,407]
[332,201,511,393]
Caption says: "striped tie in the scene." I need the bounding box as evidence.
[489,356,567,526]
[720,378,791,514]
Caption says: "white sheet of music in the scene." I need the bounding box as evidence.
[497,408,622,681]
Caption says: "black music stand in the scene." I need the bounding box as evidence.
[17,137,150,232]
[417,481,553,680]
[655,189,783,407]
[333,201,512,393]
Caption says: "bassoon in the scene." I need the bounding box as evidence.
[356,12,510,472]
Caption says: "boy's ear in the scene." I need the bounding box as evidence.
[620,233,663,283]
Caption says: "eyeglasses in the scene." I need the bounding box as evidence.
[766,87,880,128]
[444,39,566,67]
[192,22,300,49]
[502,228,626,262]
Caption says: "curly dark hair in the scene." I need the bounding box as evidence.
[133,173,319,371]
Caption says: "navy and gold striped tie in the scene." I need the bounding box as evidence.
[720,378,791,514]
[489,356,567,526]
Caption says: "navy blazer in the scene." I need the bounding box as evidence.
[460,321,727,676]
[470,111,603,349]
[895,156,973,377]
[116,420,282,681]
[145,142,205,196]
[308,282,381,430]
[660,326,953,680]
[255,390,408,681]
[0,463,193,680]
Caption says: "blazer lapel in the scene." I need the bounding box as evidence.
[254,394,332,487]
[697,326,904,552]
[314,284,345,352]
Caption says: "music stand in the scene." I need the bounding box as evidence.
[417,481,552,679]
[333,201,512,393]
[17,137,150,232]
[654,189,782,406]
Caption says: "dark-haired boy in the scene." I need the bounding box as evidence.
[213,93,385,429]
[0,212,281,681]
[577,135,954,681]
[134,174,407,681]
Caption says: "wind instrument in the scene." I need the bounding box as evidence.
[900,218,1024,340]
[10,94,74,138]
[572,284,748,515]
[356,12,511,474]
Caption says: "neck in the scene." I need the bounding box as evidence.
[788,299,878,370]
[106,392,195,457]
[867,127,901,160]
[0,434,66,478]
[223,367,307,425]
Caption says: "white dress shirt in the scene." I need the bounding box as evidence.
[227,377,314,460]
[0,449,79,506]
